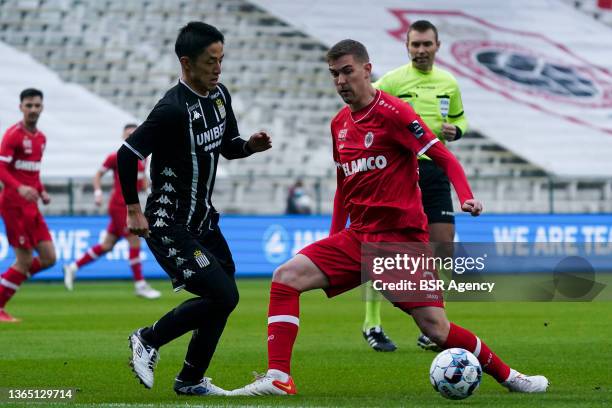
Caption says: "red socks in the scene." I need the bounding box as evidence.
[76,244,105,268]
[444,322,511,383]
[0,267,28,308]
[129,248,144,281]
[267,282,300,375]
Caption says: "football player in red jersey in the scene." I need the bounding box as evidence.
[63,124,160,299]
[0,88,56,323]
[230,40,548,396]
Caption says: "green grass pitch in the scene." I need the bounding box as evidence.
[0,279,610,407]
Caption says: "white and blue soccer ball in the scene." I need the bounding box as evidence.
[429,348,482,400]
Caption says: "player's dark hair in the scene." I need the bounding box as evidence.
[407,20,439,42]
[175,21,224,60]
[326,39,370,63]
[124,123,138,130]
[20,88,43,102]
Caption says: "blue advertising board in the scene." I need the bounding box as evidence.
[0,214,610,280]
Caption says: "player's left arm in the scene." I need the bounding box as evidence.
[443,83,468,142]
[219,85,271,159]
[396,101,481,216]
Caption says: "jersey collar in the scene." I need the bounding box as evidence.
[351,90,381,124]
[179,78,210,98]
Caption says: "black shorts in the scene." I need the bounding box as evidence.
[418,159,455,224]
[146,219,236,292]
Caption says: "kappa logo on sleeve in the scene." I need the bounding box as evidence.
[407,120,425,139]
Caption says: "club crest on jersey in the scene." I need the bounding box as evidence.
[23,138,32,154]
[407,120,425,139]
[215,98,226,119]
[364,132,374,148]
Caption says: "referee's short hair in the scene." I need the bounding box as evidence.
[175,21,224,60]
[407,20,439,42]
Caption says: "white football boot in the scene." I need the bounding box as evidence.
[128,328,159,389]
[229,371,296,396]
[174,377,228,395]
[63,263,78,291]
[135,281,161,299]
[503,369,549,393]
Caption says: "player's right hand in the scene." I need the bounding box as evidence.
[126,205,150,238]
[94,189,103,206]
[17,185,40,202]
[461,199,483,216]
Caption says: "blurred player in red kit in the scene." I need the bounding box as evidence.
[0,88,56,323]
[63,124,160,299]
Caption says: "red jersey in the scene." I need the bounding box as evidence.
[0,122,46,209]
[101,152,146,208]
[330,90,471,233]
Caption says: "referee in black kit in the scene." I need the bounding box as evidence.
[118,22,271,395]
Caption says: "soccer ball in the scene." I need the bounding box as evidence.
[429,348,482,400]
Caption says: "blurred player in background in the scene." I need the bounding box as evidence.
[62,124,160,299]
[361,20,468,352]
[0,88,56,323]
[120,22,271,395]
[230,40,548,396]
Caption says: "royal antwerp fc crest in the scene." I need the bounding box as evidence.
[364,132,374,148]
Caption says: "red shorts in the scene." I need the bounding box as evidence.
[1,205,52,249]
[107,205,129,238]
[298,228,444,311]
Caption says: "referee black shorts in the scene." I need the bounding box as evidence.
[418,159,455,225]
[145,216,236,295]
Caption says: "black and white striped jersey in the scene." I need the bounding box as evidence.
[122,80,251,233]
